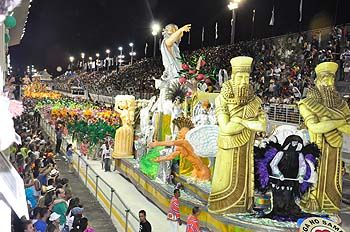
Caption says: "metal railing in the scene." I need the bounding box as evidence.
[40,117,139,232]
[264,104,303,125]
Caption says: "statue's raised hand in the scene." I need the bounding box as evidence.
[181,24,191,33]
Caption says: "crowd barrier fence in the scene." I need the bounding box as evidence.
[40,117,140,232]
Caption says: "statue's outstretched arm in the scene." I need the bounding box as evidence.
[155,151,181,162]
[150,139,185,148]
[299,104,346,134]
[165,24,191,47]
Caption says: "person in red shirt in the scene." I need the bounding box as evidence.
[80,138,89,159]
[168,189,181,232]
[186,207,201,232]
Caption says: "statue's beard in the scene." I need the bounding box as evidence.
[234,85,249,105]
[318,86,337,107]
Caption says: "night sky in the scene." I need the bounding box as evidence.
[9,0,350,76]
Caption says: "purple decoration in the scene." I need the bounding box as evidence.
[300,154,317,193]
[305,154,317,164]
[256,147,278,189]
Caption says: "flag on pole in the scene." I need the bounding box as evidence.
[252,9,256,23]
[299,0,303,22]
[318,32,322,47]
[269,6,275,26]
[215,22,218,40]
[201,26,205,43]
[144,43,148,56]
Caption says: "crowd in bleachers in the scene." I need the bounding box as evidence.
[54,57,161,99]
[10,99,95,232]
[51,25,350,104]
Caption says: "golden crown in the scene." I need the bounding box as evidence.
[230,56,253,74]
[315,62,338,76]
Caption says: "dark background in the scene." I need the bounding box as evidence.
[9,0,350,76]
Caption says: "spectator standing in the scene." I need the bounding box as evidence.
[292,84,301,100]
[167,189,181,232]
[55,124,63,154]
[139,210,152,232]
[34,108,40,127]
[52,188,68,230]
[101,141,112,172]
[186,207,201,232]
[24,175,37,209]
[34,207,50,232]
[23,220,36,232]
[31,206,42,224]
[78,217,95,232]
[341,49,350,81]
[47,212,61,232]
[33,171,42,202]
[80,138,90,160]
[66,144,74,173]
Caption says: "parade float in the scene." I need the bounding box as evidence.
[23,75,61,99]
[112,23,349,232]
[29,23,349,232]
[34,97,120,159]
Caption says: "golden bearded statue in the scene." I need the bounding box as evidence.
[208,56,267,214]
[299,62,350,213]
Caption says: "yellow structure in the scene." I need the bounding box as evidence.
[208,56,267,214]
[23,77,61,99]
[112,95,135,159]
[299,62,350,213]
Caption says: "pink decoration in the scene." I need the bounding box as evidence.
[179,77,187,85]
[181,64,190,70]
[196,74,205,81]
[9,100,24,118]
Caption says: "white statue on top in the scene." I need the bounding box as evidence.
[155,23,191,115]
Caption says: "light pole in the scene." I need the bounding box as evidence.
[81,52,85,70]
[88,56,93,72]
[96,53,100,71]
[129,42,136,65]
[69,56,75,70]
[106,49,111,71]
[151,23,161,58]
[118,46,125,67]
[228,0,240,44]
[251,9,256,40]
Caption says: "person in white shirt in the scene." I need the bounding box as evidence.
[292,86,301,100]
[101,141,113,172]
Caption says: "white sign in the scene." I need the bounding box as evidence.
[300,217,345,232]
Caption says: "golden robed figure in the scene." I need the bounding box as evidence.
[299,62,350,213]
[208,56,267,214]
[113,95,135,159]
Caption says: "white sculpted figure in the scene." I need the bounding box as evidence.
[193,100,217,126]
[139,97,157,136]
[155,23,191,114]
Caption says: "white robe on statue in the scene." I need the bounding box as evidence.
[155,38,182,115]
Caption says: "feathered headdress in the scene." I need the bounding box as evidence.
[173,117,194,130]
[165,82,187,103]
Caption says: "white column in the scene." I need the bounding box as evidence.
[0,24,6,92]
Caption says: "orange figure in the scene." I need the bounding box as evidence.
[149,118,211,181]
